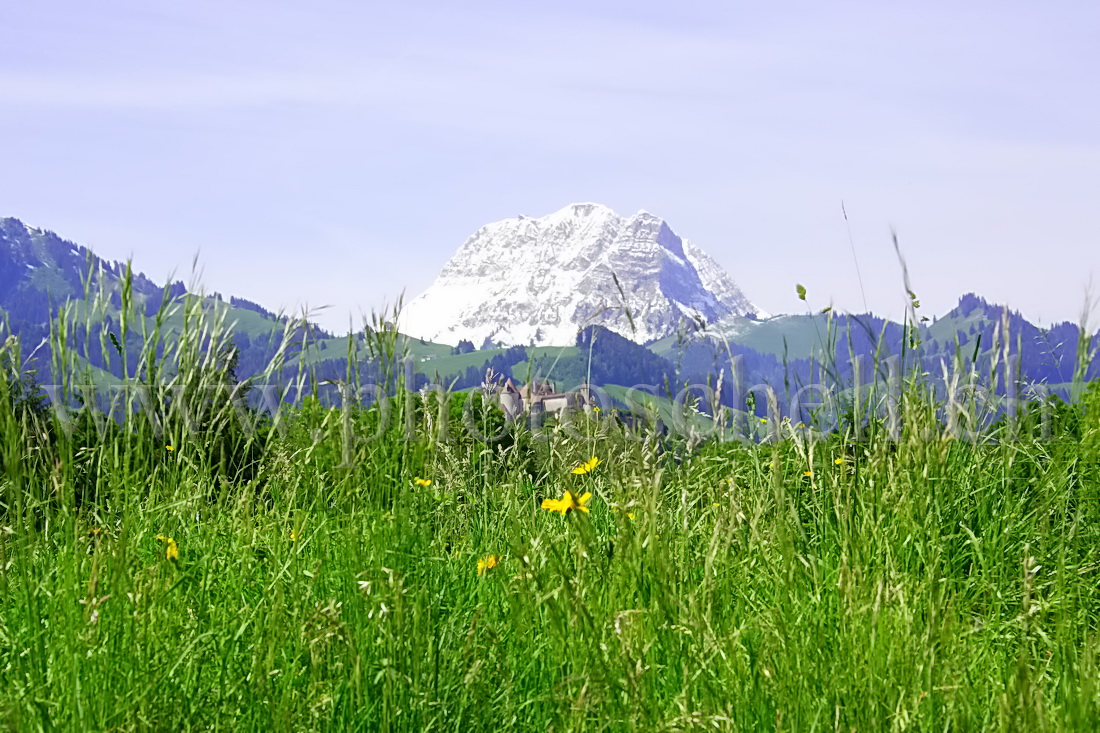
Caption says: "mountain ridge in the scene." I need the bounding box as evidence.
[401,203,762,347]
[1,214,1095,401]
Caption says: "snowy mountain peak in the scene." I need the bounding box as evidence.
[553,202,611,218]
[401,204,763,347]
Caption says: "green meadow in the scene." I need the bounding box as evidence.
[1,278,1099,731]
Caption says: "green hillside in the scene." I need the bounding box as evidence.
[650,314,829,361]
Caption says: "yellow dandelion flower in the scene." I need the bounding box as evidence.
[541,490,592,515]
[626,512,636,521]
[593,406,601,413]
[803,470,813,477]
[541,496,568,515]
[834,457,845,466]
[156,535,179,561]
[477,555,501,575]
[759,418,768,424]
[414,477,432,487]
[570,456,601,475]
[166,445,175,451]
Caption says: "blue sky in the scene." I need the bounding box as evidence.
[2,1,1098,332]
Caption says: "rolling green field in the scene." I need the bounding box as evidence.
[2,287,1099,730]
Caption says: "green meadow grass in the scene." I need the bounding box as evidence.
[1,273,1099,730]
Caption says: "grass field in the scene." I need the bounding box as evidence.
[1,283,1099,730]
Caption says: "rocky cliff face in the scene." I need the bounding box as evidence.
[401,203,762,346]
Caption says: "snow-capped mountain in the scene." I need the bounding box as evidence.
[401,203,763,347]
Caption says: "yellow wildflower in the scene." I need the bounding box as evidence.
[477,555,500,575]
[834,457,845,466]
[156,534,179,561]
[166,445,175,451]
[803,470,813,477]
[626,512,636,521]
[541,490,592,515]
[414,477,432,487]
[541,496,567,514]
[759,418,767,424]
[290,528,299,542]
[570,456,601,475]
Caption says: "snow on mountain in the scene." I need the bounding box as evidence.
[401,203,763,347]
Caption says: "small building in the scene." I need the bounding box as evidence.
[498,378,592,420]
